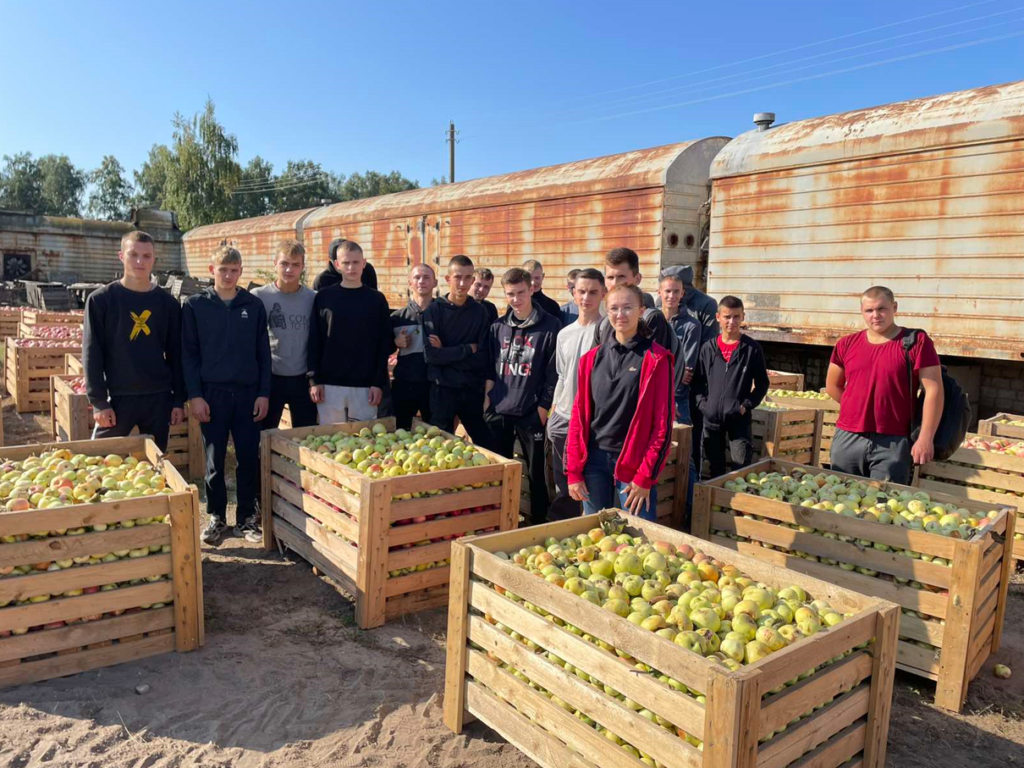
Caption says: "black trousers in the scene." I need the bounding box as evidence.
[264,374,318,430]
[94,392,173,452]
[484,411,549,525]
[430,384,488,444]
[690,391,704,478]
[201,384,262,524]
[392,378,432,430]
[703,412,754,479]
[547,428,581,521]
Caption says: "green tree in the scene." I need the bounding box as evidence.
[232,155,276,219]
[431,175,448,186]
[133,144,174,209]
[336,170,419,202]
[273,159,333,212]
[38,154,87,216]
[87,155,133,220]
[162,99,241,230]
[0,152,43,212]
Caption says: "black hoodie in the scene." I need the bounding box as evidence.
[312,238,378,291]
[422,294,490,389]
[693,334,770,428]
[181,287,272,399]
[485,306,560,417]
[391,299,431,384]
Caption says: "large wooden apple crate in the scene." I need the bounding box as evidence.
[767,370,805,391]
[64,353,84,376]
[978,412,1024,440]
[18,321,83,340]
[0,435,204,688]
[261,417,522,629]
[48,375,204,481]
[691,458,1016,711]
[444,512,900,768]
[700,407,823,480]
[915,435,1024,565]
[20,309,84,328]
[0,307,22,341]
[5,339,83,413]
[764,393,839,467]
[521,424,693,529]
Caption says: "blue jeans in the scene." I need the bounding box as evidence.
[582,445,658,521]
[674,384,692,426]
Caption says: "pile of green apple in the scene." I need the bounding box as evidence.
[1,449,175,513]
[766,389,833,401]
[996,418,1024,427]
[485,525,860,756]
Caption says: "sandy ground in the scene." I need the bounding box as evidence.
[0,406,1022,768]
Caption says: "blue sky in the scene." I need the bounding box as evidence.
[1,0,1022,192]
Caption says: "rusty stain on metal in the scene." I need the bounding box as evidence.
[184,139,729,304]
[709,79,1024,362]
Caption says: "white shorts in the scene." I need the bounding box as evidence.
[317,385,377,424]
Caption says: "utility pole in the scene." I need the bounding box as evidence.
[447,121,458,183]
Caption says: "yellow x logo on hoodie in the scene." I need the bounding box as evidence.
[130,310,152,341]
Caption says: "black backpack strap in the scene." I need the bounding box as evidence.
[902,329,919,437]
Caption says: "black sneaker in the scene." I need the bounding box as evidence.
[234,517,263,544]
[201,518,226,544]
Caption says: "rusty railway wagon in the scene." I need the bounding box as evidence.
[183,79,1024,418]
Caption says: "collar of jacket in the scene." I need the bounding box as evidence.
[200,286,256,306]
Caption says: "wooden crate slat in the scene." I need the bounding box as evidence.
[0,554,171,605]
[756,685,869,768]
[977,413,1024,440]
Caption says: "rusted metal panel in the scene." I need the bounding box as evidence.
[0,211,182,283]
[181,138,729,306]
[708,81,1024,362]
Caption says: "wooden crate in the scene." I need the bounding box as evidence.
[5,339,82,413]
[261,417,522,629]
[691,458,1016,711]
[764,393,840,467]
[978,413,1024,440]
[20,310,83,327]
[0,307,21,341]
[0,436,204,688]
[64,353,84,376]
[753,406,823,466]
[444,512,900,768]
[48,375,204,481]
[767,370,806,391]
[18,321,83,340]
[915,434,1024,565]
[522,424,693,529]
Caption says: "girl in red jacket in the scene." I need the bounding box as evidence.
[567,284,675,519]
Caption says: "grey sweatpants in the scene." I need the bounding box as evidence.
[829,428,911,484]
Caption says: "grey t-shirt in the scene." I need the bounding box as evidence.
[547,319,599,437]
[252,283,316,376]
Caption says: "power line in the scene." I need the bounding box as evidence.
[230,171,331,193]
[231,174,333,196]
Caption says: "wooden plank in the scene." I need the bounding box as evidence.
[468,516,590,555]
[897,640,940,677]
[272,475,360,544]
[899,614,945,647]
[273,515,359,597]
[785,721,865,768]
[383,584,450,619]
[471,553,708,694]
[270,454,363,517]
[465,680,598,768]
[261,431,274,551]
[0,554,172,605]
[713,513,953,589]
[389,509,501,547]
[759,651,873,738]
[467,616,700,768]
[0,633,174,689]
[991,511,1015,653]
[751,611,877,692]
[468,582,707,734]
[355,478,390,628]
[389,463,506,495]
[935,541,983,711]
[0,524,171,570]
[0,607,174,663]
[468,650,650,768]
[443,541,472,733]
[862,605,899,768]
[383,564,450,597]
[272,496,358,575]
[168,493,201,653]
[705,666,761,768]
[390,486,502,521]
[756,685,869,768]
[0,495,171,540]
[500,461,522,532]
[387,540,452,571]
[0,581,173,633]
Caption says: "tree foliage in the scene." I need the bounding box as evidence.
[232,155,275,219]
[0,152,43,212]
[336,170,419,202]
[134,144,174,210]
[87,155,134,221]
[38,154,87,217]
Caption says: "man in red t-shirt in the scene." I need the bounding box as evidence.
[825,286,943,484]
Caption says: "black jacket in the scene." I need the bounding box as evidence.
[693,335,770,428]
[391,299,430,384]
[422,294,490,389]
[312,238,378,291]
[181,287,272,398]
[485,306,560,417]
[307,284,392,389]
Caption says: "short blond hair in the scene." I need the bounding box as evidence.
[275,239,305,262]
[211,245,242,266]
[121,230,154,252]
[861,286,895,304]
